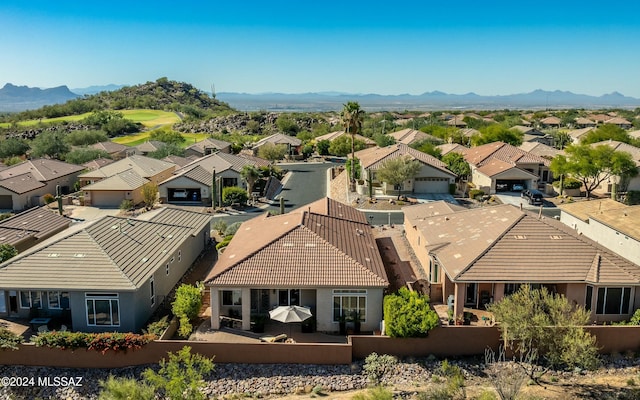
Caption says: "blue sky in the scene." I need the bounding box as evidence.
[2,1,639,97]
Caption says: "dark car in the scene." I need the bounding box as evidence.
[521,189,544,205]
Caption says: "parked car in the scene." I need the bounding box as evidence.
[521,189,544,205]
[173,189,188,198]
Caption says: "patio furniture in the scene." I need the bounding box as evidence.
[260,333,288,343]
[37,325,49,333]
[29,317,51,331]
[59,325,68,332]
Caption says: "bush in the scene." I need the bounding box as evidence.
[99,376,155,400]
[352,386,394,400]
[630,309,640,325]
[119,199,133,211]
[215,237,232,251]
[42,193,55,204]
[363,353,398,385]
[0,328,24,350]
[224,221,242,236]
[553,177,582,190]
[469,189,485,199]
[32,331,155,353]
[172,284,203,338]
[212,220,227,235]
[144,316,170,337]
[222,186,248,206]
[383,287,439,337]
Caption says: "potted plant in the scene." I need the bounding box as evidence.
[338,314,347,335]
[351,310,362,334]
[455,314,464,326]
[447,309,455,325]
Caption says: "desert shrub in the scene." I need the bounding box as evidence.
[144,316,170,337]
[0,328,23,350]
[629,309,640,325]
[352,386,393,400]
[383,287,439,338]
[172,283,203,338]
[143,346,214,400]
[98,375,155,400]
[32,331,155,353]
[119,199,133,211]
[42,193,55,204]
[212,219,227,235]
[469,189,485,199]
[215,237,232,251]
[222,186,248,206]
[223,221,242,237]
[363,353,398,385]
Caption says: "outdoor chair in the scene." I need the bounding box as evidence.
[59,325,68,332]
[260,333,288,343]
[37,325,49,333]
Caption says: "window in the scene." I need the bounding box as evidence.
[429,260,439,283]
[170,256,174,264]
[278,289,300,306]
[504,284,522,296]
[596,287,631,315]
[86,293,120,326]
[178,250,181,262]
[19,291,42,309]
[48,291,69,309]
[585,286,593,312]
[150,277,155,307]
[222,290,242,306]
[332,289,367,322]
[166,263,170,276]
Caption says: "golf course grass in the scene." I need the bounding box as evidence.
[0,109,181,128]
[112,132,211,147]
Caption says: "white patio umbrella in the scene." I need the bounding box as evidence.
[269,305,312,337]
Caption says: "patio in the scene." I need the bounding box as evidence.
[432,304,495,327]
[189,318,349,344]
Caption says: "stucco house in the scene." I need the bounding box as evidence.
[205,198,388,333]
[0,207,212,332]
[404,202,640,323]
[354,144,457,196]
[79,155,176,207]
[314,130,376,147]
[184,138,232,158]
[588,140,640,193]
[386,129,441,147]
[0,206,71,253]
[251,133,302,156]
[90,141,131,160]
[460,142,553,193]
[158,152,270,205]
[559,199,640,265]
[0,159,84,211]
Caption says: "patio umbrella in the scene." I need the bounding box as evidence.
[269,305,312,337]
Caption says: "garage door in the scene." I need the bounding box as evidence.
[0,195,12,210]
[90,191,126,207]
[495,180,525,192]
[414,177,450,193]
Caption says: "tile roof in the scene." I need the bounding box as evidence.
[164,165,212,186]
[575,117,596,125]
[0,159,84,182]
[0,172,46,194]
[253,133,301,148]
[476,159,538,179]
[304,197,369,223]
[90,141,128,154]
[0,206,71,246]
[518,142,562,159]
[387,129,441,145]
[185,138,232,153]
[162,155,198,167]
[459,128,480,138]
[462,142,550,167]
[135,140,166,153]
[0,209,208,291]
[79,155,176,180]
[540,116,562,125]
[437,143,468,156]
[314,130,375,145]
[605,117,632,125]
[355,143,454,177]
[175,152,270,177]
[205,199,388,288]
[568,127,595,141]
[82,158,115,170]
[559,198,629,222]
[591,140,640,166]
[83,169,150,191]
[406,203,640,285]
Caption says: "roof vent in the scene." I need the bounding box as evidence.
[550,235,563,240]
[48,253,60,258]
[305,243,316,247]
[514,235,527,240]
[283,243,294,247]
[365,257,371,262]
[73,253,86,258]
[141,257,149,262]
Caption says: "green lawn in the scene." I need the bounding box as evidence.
[0,109,181,128]
[112,132,211,147]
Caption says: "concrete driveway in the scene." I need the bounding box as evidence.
[494,191,556,211]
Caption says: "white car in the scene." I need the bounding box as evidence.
[173,189,188,198]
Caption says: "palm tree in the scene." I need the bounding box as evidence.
[341,102,365,187]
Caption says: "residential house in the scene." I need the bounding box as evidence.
[314,130,376,147]
[605,117,633,130]
[629,130,640,140]
[205,197,388,333]
[354,144,457,196]
[184,138,232,158]
[0,159,84,211]
[133,140,166,156]
[518,142,563,160]
[446,116,467,128]
[539,116,562,129]
[574,117,596,129]
[251,133,302,157]
[568,127,595,144]
[589,140,640,193]
[437,143,469,157]
[79,155,176,207]
[0,206,71,253]
[82,158,114,171]
[161,155,199,168]
[0,207,212,332]
[158,152,270,205]
[404,202,640,323]
[386,129,442,147]
[458,128,479,145]
[559,199,640,265]
[512,126,553,146]
[90,141,131,160]
[461,142,552,193]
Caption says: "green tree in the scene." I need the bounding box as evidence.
[372,133,395,147]
[472,124,523,146]
[316,139,330,155]
[172,284,203,338]
[580,124,632,145]
[142,346,214,400]
[345,157,361,181]
[275,115,300,135]
[240,164,261,195]
[257,143,288,161]
[0,244,18,263]
[341,102,365,184]
[222,186,248,206]
[147,143,185,159]
[0,137,30,159]
[142,183,158,209]
[64,148,110,164]
[98,376,155,400]
[383,287,439,337]
[30,131,70,159]
[328,135,366,157]
[442,152,470,181]
[149,127,186,145]
[412,140,442,159]
[487,285,599,373]
[64,130,108,146]
[375,156,422,199]
[551,144,638,198]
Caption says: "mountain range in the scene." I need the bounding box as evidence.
[2,82,640,112]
